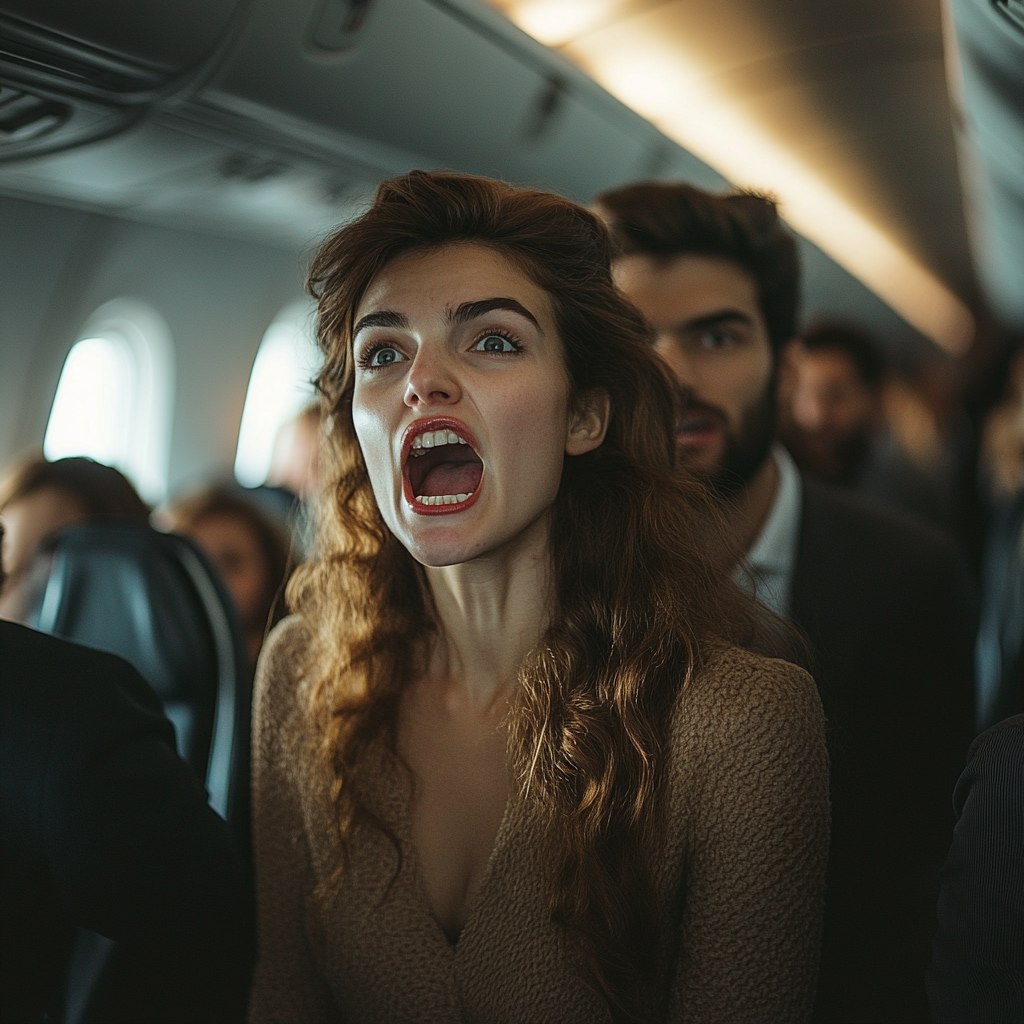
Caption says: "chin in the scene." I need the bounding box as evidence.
[407,542,488,569]
[397,521,489,568]
[677,447,723,477]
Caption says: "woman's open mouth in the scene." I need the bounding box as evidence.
[402,418,484,515]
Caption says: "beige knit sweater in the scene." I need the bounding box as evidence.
[249,618,829,1024]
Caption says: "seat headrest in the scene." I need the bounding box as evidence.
[28,522,247,797]
[32,524,223,698]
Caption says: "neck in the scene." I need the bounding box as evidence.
[732,450,781,553]
[421,512,554,710]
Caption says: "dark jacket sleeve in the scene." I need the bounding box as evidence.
[1,622,255,1023]
[927,715,1024,1024]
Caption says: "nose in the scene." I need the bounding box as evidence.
[792,387,827,431]
[403,344,462,409]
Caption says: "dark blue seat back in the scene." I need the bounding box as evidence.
[28,522,250,825]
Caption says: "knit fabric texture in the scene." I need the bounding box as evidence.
[249,617,829,1024]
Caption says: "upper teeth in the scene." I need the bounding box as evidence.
[410,429,468,454]
[416,493,473,505]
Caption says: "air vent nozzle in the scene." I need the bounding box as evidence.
[310,0,374,54]
[0,88,69,142]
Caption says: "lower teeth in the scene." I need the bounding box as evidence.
[416,492,472,506]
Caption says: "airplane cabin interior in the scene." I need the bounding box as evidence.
[1,1,1022,1022]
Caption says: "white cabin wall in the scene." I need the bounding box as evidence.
[0,195,308,497]
[0,198,92,471]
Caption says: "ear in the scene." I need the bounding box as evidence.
[565,387,611,456]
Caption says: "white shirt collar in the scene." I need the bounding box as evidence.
[736,444,803,615]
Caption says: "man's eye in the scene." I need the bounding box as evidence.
[698,329,734,349]
[474,333,518,353]
[368,346,403,367]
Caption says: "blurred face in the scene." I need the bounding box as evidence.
[351,243,606,568]
[613,254,777,493]
[779,343,879,482]
[0,486,86,586]
[0,486,87,622]
[188,513,269,627]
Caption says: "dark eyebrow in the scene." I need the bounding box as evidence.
[446,298,541,331]
[680,309,754,334]
[353,310,410,336]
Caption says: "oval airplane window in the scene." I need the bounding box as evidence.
[234,301,321,488]
[42,299,175,503]
[44,337,133,468]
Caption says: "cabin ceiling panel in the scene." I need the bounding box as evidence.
[731,60,974,293]
[0,116,380,248]
[203,0,655,199]
[945,0,1024,327]
[0,0,244,72]
[489,0,979,321]
[211,0,544,171]
[0,0,975,350]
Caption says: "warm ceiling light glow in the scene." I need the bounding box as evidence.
[510,0,619,47]
[500,5,975,354]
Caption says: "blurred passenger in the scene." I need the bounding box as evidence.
[0,455,150,623]
[778,322,884,485]
[267,402,322,502]
[596,180,976,1024]
[975,344,1024,730]
[779,322,958,531]
[265,402,324,557]
[927,714,1024,1023]
[161,486,292,669]
[0,526,256,1023]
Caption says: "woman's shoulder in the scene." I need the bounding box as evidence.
[258,614,312,676]
[692,642,818,704]
[668,642,826,773]
[253,615,313,733]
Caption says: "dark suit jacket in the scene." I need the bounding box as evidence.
[0,621,255,1024]
[927,714,1024,1023]
[790,480,976,1024]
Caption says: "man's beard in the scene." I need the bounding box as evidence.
[675,376,777,499]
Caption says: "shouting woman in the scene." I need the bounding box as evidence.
[249,171,829,1024]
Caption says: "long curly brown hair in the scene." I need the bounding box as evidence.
[289,170,791,1022]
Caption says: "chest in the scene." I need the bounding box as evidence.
[397,690,510,941]
[292,718,691,1024]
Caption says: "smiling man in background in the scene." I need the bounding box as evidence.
[595,181,975,1024]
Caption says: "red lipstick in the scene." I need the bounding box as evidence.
[400,416,484,516]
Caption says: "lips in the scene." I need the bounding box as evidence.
[674,403,725,449]
[401,417,484,515]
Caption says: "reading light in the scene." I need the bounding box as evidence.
[510,0,619,46]
[498,4,975,354]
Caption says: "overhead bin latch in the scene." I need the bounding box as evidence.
[310,0,374,54]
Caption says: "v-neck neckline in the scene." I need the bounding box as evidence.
[390,760,518,956]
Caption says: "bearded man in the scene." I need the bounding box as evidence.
[595,181,975,1024]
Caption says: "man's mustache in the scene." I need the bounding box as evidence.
[671,385,728,432]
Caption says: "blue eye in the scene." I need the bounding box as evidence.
[474,333,518,353]
[368,346,402,367]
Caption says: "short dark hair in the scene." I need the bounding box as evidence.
[801,321,885,389]
[594,181,800,353]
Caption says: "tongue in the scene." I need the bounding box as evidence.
[419,461,482,497]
